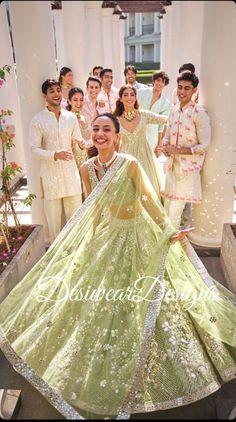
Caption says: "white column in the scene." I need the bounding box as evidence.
[62,0,87,89]
[154,42,160,63]
[135,13,142,36]
[0,2,25,175]
[135,44,141,63]
[118,19,126,86]
[112,14,125,88]
[9,1,57,243]
[52,9,66,74]
[154,12,160,33]
[101,8,114,70]
[188,1,236,247]
[126,45,130,63]
[85,1,104,79]
[160,1,204,100]
[125,13,129,37]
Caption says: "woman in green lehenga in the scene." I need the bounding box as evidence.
[0,114,236,420]
[114,85,167,196]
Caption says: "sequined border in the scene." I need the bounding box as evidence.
[0,331,84,419]
[180,237,236,306]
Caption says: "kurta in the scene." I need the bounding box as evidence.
[30,107,83,200]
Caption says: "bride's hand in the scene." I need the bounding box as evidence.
[170,227,194,244]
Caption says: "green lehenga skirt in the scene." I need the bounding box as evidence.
[0,154,235,419]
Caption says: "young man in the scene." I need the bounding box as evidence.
[83,76,104,130]
[137,71,171,151]
[124,65,147,91]
[161,72,211,229]
[97,68,119,113]
[30,79,86,243]
[172,63,199,106]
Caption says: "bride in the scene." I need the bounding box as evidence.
[0,113,235,420]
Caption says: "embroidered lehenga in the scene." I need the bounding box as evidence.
[119,110,166,195]
[0,153,235,420]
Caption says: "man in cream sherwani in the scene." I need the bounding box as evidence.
[161,72,211,229]
[30,79,86,243]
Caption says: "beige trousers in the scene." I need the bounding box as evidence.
[44,195,82,244]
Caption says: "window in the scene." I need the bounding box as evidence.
[142,44,154,62]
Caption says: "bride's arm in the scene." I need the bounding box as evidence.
[128,160,193,241]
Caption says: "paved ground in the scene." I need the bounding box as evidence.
[1,179,236,419]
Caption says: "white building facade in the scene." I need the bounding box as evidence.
[124,12,161,65]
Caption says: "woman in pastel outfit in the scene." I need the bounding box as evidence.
[0,114,236,420]
[114,85,168,196]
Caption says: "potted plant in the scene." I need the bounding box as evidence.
[0,65,45,303]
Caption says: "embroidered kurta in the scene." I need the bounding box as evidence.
[161,101,211,202]
[30,107,83,200]
[97,86,119,113]
[138,89,171,149]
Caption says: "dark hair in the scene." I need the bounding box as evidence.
[86,76,102,88]
[92,113,120,133]
[100,68,113,79]
[59,67,72,84]
[152,71,170,86]
[66,87,84,111]
[113,85,139,117]
[178,63,195,74]
[124,65,137,76]
[177,71,199,88]
[92,65,103,75]
[41,79,61,95]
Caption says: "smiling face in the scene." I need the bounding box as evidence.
[92,116,118,151]
[101,71,113,90]
[125,70,136,85]
[120,87,136,108]
[87,81,101,99]
[153,77,165,93]
[69,92,84,112]
[177,80,197,107]
[44,84,62,107]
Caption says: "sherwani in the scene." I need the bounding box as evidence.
[30,107,83,242]
[161,101,211,228]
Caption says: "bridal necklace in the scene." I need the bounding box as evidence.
[97,151,117,175]
[123,110,136,121]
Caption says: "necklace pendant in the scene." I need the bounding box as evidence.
[99,168,107,176]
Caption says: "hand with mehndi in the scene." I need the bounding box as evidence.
[170,227,194,243]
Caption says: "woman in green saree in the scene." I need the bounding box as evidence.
[0,114,235,420]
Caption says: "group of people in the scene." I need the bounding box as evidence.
[30,62,210,243]
[0,62,235,420]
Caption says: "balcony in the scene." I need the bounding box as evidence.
[142,24,154,35]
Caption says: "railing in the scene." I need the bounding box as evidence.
[142,24,154,35]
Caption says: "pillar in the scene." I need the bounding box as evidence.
[0,1,25,176]
[188,1,236,247]
[112,14,124,88]
[62,0,87,88]
[160,1,204,100]
[101,8,114,70]
[84,1,104,78]
[135,13,142,36]
[8,1,57,243]
[52,9,66,74]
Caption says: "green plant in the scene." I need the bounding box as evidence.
[0,65,36,254]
